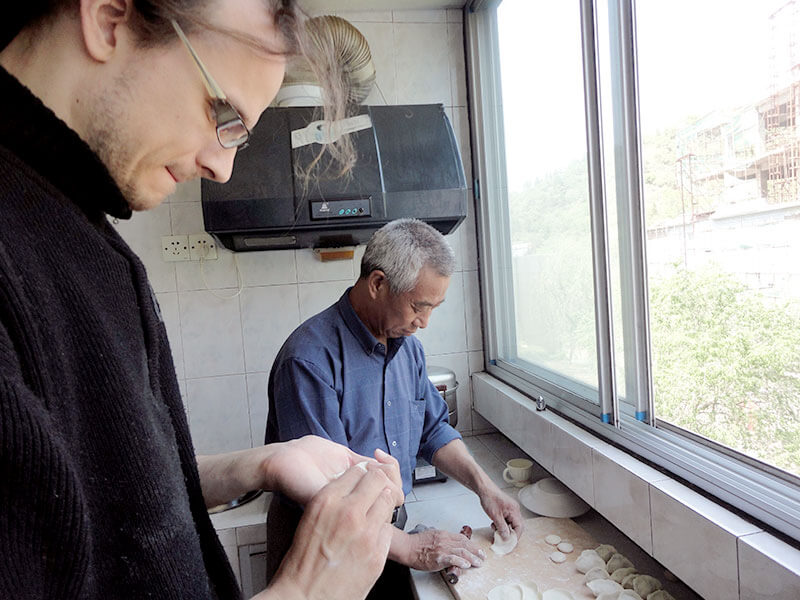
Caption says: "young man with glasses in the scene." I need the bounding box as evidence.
[0,1,402,599]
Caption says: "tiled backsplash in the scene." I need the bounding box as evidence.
[114,8,491,455]
[472,372,800,600]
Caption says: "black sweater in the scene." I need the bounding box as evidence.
[0,67,241,598]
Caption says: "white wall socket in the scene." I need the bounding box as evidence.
[161,235,190,262]
[188,233,218,261]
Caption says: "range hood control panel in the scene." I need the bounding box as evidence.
[310,198,372,220]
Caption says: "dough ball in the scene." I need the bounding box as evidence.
[586,578,623,596]
[632,574,662,597]
[545,534,562,545]
[606,552,634,573]
[549,551,567,563]
[556,542,573,553]
[575,550,606,574]
[583,566,610,584]
[594,544,617,562]
[490,529,519,556]
[611,567,637,583]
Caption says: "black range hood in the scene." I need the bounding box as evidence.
[201,104,467,251]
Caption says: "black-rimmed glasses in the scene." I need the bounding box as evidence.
[171,19,250,150]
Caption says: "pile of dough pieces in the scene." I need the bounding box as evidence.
[544,534,574,564]
[575,544,676,600]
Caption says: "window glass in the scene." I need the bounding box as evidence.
[637,0,800,477]
[495,0,598,395]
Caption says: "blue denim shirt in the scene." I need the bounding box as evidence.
[265,289,461,494]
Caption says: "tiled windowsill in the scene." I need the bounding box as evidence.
[471,372,800,600]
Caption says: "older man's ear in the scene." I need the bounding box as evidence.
[366,269,389,300]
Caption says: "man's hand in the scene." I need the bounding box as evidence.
[258,464,397,600]
[480,486,524,541]
[263,436,403,507]
[399,528,485,572]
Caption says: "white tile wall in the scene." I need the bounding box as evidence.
[114,9,482,454]
[187,375,250,454]
[471,372,800,600]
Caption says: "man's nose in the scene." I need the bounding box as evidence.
[197,143,237,184]
[414,312,430,329]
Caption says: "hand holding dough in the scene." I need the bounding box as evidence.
[491,529,519,555]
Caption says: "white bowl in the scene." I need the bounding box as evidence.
[518,477,590,518]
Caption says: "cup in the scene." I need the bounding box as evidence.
[503,458,533,487]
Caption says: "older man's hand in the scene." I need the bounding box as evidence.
[401,528,486,572]
[480,486,524,541]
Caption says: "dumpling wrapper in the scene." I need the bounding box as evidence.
[491,529,519,555]
[487,582,541,600]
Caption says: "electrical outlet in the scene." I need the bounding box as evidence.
[161,235,190,262]
[188,233,218,261]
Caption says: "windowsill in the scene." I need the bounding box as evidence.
[471,372,800,600]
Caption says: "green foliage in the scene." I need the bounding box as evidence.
[650,265,800,475]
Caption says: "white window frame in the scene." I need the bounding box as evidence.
[465,0,800,543]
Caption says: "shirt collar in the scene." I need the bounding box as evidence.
[337,288,406,357]
[0,65,132,222]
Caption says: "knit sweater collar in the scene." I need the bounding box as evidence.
[0,65,132,221]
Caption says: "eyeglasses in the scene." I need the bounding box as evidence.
[171,19,250,150]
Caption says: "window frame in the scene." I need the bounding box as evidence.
[466,0,800,543]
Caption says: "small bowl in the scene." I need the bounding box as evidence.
[518,477,590,518]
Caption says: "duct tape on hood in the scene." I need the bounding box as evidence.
[291,114,373,148]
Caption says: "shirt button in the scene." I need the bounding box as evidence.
[387,400,392,406]
[391,440,397,447]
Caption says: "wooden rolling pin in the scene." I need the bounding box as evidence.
[443,525,473,584]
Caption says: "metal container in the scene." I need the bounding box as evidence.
[427,365,458,428]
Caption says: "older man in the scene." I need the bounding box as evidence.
[0,2,402,599]
[266,219,523,596]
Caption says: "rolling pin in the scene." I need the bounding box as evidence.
[443,525,473,584]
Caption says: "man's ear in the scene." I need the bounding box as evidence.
[366,270,388,300]
[80,0,131,62]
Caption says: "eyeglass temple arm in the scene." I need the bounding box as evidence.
[170,19,228,102]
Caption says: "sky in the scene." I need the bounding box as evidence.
[497,0,792,191]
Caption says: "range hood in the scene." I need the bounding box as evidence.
[201,104,467,251]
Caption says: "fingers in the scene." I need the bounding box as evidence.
[493,515,511,540]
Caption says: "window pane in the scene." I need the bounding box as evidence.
[638,0,800,477]
[496,0,598,395]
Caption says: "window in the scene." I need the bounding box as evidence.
[637,0,800,480]
[494,0,599,400]
[467,0,800,543]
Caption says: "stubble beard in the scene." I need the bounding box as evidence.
[83,74,154,212]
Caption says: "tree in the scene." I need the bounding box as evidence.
[650,264,800,476]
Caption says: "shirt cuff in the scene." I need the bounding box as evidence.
[419,424,462,465]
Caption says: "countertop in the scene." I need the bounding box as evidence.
[211,433,701,600]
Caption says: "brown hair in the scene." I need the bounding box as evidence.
[4,0,356,178]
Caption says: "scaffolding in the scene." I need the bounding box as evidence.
[766,1,800,203]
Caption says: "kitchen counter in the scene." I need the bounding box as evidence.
[212,433,701,599]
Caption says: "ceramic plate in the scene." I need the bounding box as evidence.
[518,477,590,518]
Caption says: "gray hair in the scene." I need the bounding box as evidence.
[360,219,456,295]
